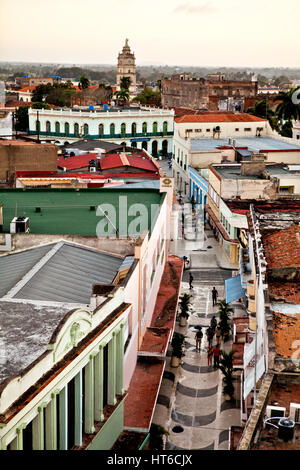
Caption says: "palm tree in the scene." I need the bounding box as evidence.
[275,87,300,121]
[78,75,90,90]
[178,293,192,326]
[114,89,130,106]
[218,350,236,399]
[120,76,132,90]
[247,99,277,130]
[217,299,233,341]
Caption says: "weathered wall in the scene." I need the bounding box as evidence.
[0,143,57,181]
[221,177,279,200]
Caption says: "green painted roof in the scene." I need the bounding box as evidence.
[0,188,164,236]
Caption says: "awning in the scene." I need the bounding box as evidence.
[225,275,246,303]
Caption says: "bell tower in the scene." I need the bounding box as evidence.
[116,39,137,95]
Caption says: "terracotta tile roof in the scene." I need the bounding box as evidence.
[262,225,300,269]
[175,113,267,123]
[18,86,36,92]
[100,154,158,172]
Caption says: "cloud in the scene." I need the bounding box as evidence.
[173,1,216,14]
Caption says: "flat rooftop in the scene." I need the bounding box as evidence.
[0,188,164,236]
[190,137,300,153]
[212,163,298,180]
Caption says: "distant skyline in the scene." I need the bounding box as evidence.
[0,0,299,68]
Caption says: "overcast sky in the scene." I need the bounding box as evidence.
[0,0,299,67]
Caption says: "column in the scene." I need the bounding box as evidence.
[189,179,192,199]
[108,333,117,405]
[74,370,83,446]
[45,392,58,450]
[58,385,68,450]
[116,325,125,396]
[15,424,26,450]
[84,355,95,434]
[32,405,46,450]
[94,345,104,422]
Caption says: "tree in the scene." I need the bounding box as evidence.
[114,89,129,106]
[275,87,300,121]
[218,350,236,399]
[247,99,277,130]
[15,106,29,132]
[31,102,51,110]
[217,299,233,341]
[133,87,161,106]
[78,75,90,90]
[31,83,53,102]
[120,76,132,90]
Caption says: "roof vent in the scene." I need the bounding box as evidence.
[277,418,295,442]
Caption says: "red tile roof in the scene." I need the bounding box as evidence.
[100,154,158,172]
[262,225,300,269]
[57,153,97,170]
[18,86,36,93]
[175,113,267,123]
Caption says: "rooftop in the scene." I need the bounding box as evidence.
[190,137,300,153]
[63,139,120,151]
[175,113,266,124]
[57,153,97,171]
[211,163,299,180]
[0,188,164,236]
[0,241,125,304]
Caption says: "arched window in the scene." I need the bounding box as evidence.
[110,123,115,137]
[152,140,158,157]
[163,121,168,134]
[36,120,40,133]
[131,141,137,148]
[142,141,148,151]
[55,122,60,135]
[83,124,89,136]
[162,139,168,156]
[99,124,104,138]
[64,122,69,136]
[121,123,126,137]
[153,122,158,135]
[46,121,51,135]
[74,123,79,137]
[131,122,136,137]
[142,122,147,135]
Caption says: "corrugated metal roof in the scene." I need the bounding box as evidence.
[0,244,56,297]
[0,242,124,304]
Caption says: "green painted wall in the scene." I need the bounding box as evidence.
[87,401,124,450]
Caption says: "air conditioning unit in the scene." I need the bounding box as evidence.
[89,166,96,172]
[289,403,300,423]
[266,405,286,418]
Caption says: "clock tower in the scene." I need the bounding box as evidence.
[116,39,137,95]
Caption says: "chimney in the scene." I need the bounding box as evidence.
[241,153,266,177]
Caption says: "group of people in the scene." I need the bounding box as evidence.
[195,314,222,368]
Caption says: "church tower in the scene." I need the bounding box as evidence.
[116,39,137,95]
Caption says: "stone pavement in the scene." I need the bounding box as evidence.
[152,157,244,450]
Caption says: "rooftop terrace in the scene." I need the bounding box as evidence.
[190,137,300,153]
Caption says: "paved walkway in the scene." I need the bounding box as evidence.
[152,159,243,449]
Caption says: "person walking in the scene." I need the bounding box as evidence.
[215,325,222,345]
[206,326,214,347]
[213,344,220,368]
[207,345,213,366]
[195,328,203,352]
[212,287,218,306]
[210,315,217,333]
[189,272,194,290]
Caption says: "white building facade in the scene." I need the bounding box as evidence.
[28,107,174,156]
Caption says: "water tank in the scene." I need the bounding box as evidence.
[104,104,109,111]
[89,104,94,111]
[278,418,295,442]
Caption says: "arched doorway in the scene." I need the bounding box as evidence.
[162,140,168,156]
[142,141,148,151]
[131,141,137,148]
[151,140,158,157]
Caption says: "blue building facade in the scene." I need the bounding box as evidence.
[188,166,208,206]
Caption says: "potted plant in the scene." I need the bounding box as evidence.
[148,424,169,451]
[178,293,192,327]
[218,350,236,401]
[217,299,233,342]
[170,332,185,368]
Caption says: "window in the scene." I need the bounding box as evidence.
[74,123,79,137]
[55,121,60,134]
[83,124,89,136]
[195,129,202,133]
[64,122,69,136]
[98,124,104,138]
[206,129,211,132]
[46,121,51,135]
[131,122,136,136]
[235,128,239,132]
[153,121,158,135]
[244,128,251,132]
[163,121,168,134]
[142,122,147,135]
[110,123,115,137]
[121,123,126,137]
